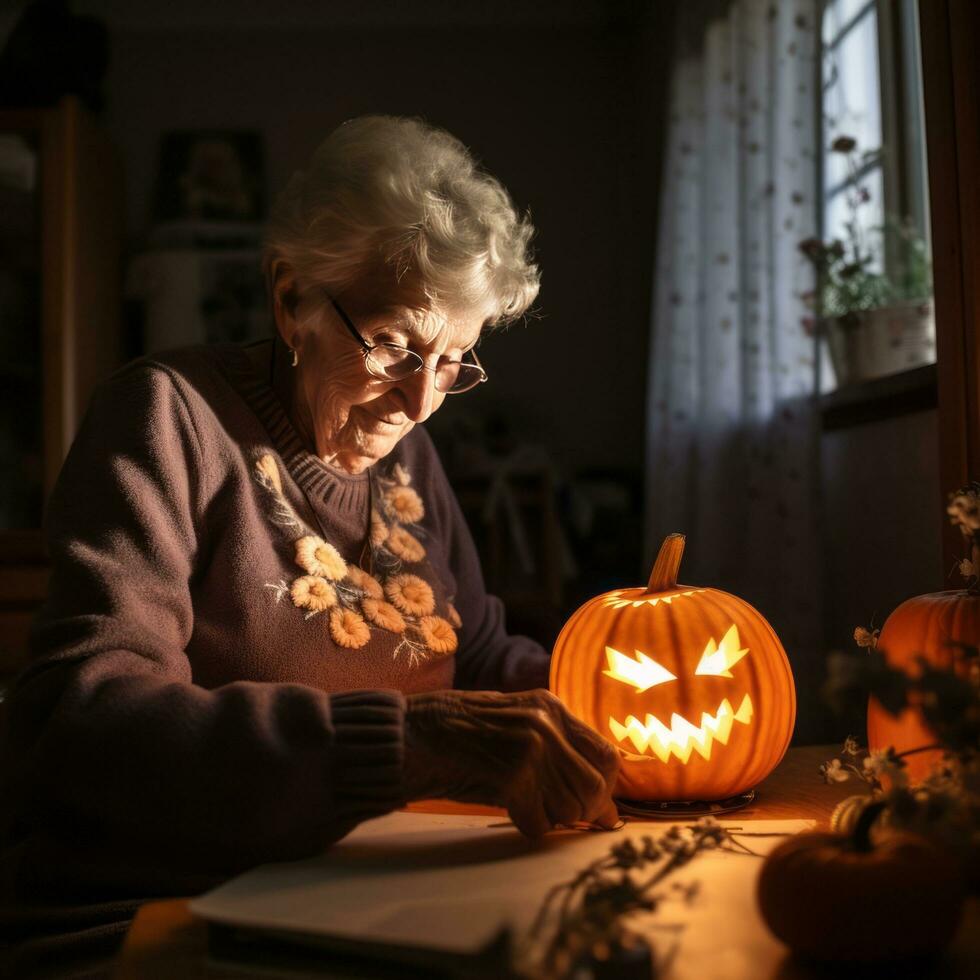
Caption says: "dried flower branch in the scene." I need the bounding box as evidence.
[853,625,879,649]
[517,819,766,979]
[948,484,980,588]
[947,483,980,539]
[821,640,980,873]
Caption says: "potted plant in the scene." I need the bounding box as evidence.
[799,136,934,386]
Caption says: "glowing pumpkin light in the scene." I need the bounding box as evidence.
[550,534,796,803]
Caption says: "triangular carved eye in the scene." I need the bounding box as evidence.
[695,624,750,677]
[603,647,677,692]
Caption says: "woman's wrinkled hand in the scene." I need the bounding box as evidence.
[403,689,621,837]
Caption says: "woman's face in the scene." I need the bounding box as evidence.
[276,273,485,474]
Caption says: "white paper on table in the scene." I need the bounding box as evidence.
[190,812,811,978]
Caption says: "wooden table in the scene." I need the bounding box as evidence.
[112,746,978,978]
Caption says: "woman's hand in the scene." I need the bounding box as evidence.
[403,689,621,837]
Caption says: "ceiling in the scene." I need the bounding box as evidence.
[0,0,648,32]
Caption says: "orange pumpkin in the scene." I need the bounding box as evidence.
[867,586,980,781]
[550,534,795,802]
[757,809,966,962]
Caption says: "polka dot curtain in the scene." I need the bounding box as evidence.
[645,0,825,735]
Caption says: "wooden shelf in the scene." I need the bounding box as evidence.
[820,362,937,430]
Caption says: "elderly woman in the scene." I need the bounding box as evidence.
[0,116,618,971]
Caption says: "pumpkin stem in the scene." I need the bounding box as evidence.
[647,534,686,593]
[850,799,887,852]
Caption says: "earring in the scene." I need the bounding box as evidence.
[290,348,299,368]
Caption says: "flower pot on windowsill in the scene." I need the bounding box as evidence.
[827,298,936,387]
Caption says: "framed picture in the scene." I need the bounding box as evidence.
[154,131,264,222]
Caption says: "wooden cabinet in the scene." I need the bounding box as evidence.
[0,96,123,681]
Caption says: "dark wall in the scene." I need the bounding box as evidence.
[97,11,673,475]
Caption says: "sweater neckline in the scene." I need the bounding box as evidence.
[220,340,371,516]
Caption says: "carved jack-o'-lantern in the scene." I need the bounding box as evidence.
[550,534,796,802]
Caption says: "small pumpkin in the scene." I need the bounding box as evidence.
[829,794,874,835]
[550,534,795,802]
[757,804,966,962]
[866,585,980,781]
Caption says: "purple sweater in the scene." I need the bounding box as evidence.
[0,341,549,966]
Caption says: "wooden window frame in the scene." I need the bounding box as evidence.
[816,0,936,403]
[918,0,980,577]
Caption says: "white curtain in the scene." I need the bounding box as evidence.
[645,0,825,733]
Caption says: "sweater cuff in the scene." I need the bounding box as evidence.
[329,690,408,824]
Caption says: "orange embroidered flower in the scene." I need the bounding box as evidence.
[290,575,337,612]
[256,453,282,493]
[417,615,458,654]
[384,574,435,617]
[295,535,347,580]
[361,598,406,633]
[385,486,424,524]
[385,526,426,562]
[346,565,384,599]
[446,603,463,628]
[329,608,371,649]
[370,508,388,549]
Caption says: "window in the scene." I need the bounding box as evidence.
[818,0,934,390]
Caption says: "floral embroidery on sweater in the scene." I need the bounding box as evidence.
[254,452,460,665]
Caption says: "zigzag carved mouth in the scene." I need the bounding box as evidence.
[609,694,753,764]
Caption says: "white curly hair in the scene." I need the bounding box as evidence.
[263,115,540,327]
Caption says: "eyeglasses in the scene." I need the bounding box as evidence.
[328,295,488,394]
